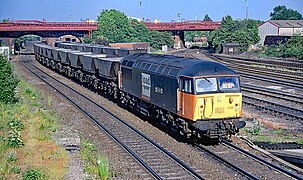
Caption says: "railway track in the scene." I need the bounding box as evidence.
[21,54,203,179]
[194,140,303,180]
[208,55,303,89]
[241,84,303,105]
[23,47,303,179]
[212,55,303,77]
[242,94,303,120]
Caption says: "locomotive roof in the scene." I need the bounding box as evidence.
[122,53,238,78]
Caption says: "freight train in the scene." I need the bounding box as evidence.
[33,42,246,140]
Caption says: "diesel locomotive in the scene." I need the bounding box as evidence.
[33,42,246,140]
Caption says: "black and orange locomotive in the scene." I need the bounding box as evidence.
[34,42,245,140]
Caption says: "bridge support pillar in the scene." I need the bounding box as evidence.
[1,38,14,47]
[172,31,185,49]
[0,38,15,53]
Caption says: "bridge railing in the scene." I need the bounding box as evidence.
[144,21,221,30]
[0,20,98,31]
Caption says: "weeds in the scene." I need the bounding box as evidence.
[97,155,109,180]
[47,97,53,107]
[11,166,21,174]
[81,140,110,179]
[244,121,261,135]
[271,129,283,134]
[22,168,45,180]
[7,119,24,131]
[6,129,24,148]
[6,150,17,162]
[0,79,68,179]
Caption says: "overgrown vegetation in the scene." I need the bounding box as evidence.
[93,9,174,49]
[241,119,303,144]
[0,55,19,104]
[207,15,261,52]
[0,79,68,179]
[22,169,45,180]
[263,34,303,60]
[80,140,112,179]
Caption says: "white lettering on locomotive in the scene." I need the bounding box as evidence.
[142,73,151,100]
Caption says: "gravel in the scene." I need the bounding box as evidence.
[13,53,300,179]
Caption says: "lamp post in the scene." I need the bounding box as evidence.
[243,0,248,20]
[177,13,181,22]
[139,1,142,21]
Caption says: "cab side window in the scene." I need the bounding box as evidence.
[181,78,192,93]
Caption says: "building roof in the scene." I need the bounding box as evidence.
[267,20,303,28]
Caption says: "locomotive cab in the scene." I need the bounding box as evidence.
[178,75,245,138]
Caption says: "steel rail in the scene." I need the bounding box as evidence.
[193,143,260,180]
[222,140,303,180]
[205,54,303,89]
[243,94,303,120]
[242,87,303,105]
[21,53,203,180]
[213,55,303,73]
[213,54,303,67]
[242,83,303,100]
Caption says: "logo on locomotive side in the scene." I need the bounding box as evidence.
[142,73,151,100]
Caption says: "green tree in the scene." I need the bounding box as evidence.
[203,14,212,21]
[83,35,93,44]
[0,55,19,103]
[270,5,302,20]
[2,18,11,22]
[129,20,151,42]
[96,9,133,43]
[94,9,174,49]
[14,36,26,50]
[208,16,260,52]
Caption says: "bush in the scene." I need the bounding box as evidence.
[0,55,19,104]
[6,129,24,148]
[22,169,45,180]
[263,34,303,59]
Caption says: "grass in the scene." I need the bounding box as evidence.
[80,140,111,179]
[240,118,303,145]
[0,79,68,179]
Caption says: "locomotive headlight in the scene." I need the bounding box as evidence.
[229,97,233,104]
[235,98,239,103]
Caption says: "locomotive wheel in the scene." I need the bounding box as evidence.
[66,67,72,77]
[160,112,169,127]
[46,59,50,67]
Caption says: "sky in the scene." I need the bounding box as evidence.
[0,0,302,22]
